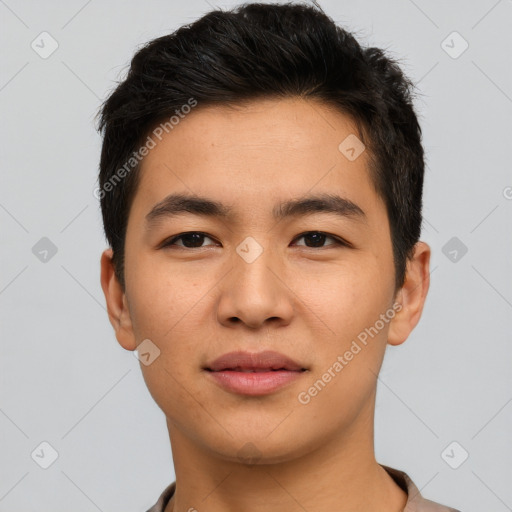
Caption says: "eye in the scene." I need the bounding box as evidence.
[292,231,347,248]
[161,232,219,249]
[160,230,349,250]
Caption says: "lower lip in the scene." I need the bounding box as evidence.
[206,370,305,396]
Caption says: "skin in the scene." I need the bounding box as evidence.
[100,97,430,512]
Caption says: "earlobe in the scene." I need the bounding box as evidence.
[387,241,431,347]
[100,248,137,351]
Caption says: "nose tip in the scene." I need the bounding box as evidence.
[228,315,281,329]
[216,250,294,330]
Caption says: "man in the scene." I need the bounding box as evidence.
[97,3,461,511]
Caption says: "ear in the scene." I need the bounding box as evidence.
[387,241,431,346]
[100,248,137,351]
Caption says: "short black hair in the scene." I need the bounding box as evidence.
[96,1,424,293]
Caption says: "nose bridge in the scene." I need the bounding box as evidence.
[216,235,294,328]
[234,234,278,292]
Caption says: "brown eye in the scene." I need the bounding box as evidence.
[293,231,344,248]
[162,232,218,249]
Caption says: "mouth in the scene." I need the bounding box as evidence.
[208,367,306,372]
[204,350,308,396]
[204,349,307,372]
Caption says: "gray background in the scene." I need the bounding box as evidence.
[1,0,511,510]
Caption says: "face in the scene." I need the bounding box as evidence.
[101,97,430,465]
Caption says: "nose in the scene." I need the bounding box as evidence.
[216,241,295,330]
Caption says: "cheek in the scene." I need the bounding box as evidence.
[126,253,207,340]
[291,259,392,406]
[295,310,390,436]
[126,256,217,389]
[290,255,392,337]
[129,266,211,419]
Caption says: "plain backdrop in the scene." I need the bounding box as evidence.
[1,1,511,511]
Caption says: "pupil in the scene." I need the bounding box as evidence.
[305,232,325,247]
[183,233,204,248]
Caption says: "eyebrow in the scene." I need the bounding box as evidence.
[145,192,366,228]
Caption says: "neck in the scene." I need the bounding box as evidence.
[163,399,407,512]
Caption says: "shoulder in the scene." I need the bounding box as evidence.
[145,481,176,512]
[381,465,461,512]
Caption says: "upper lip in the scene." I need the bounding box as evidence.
[205,350,306,372]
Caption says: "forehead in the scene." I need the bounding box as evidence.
[148,97,362,164]
[129,97,383,226]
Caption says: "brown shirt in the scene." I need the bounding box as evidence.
[146,465,461,512]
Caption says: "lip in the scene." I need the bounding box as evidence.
[205,350,306,372]
[204,350,307,396]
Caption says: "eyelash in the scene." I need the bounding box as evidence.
[160,231,350,250]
